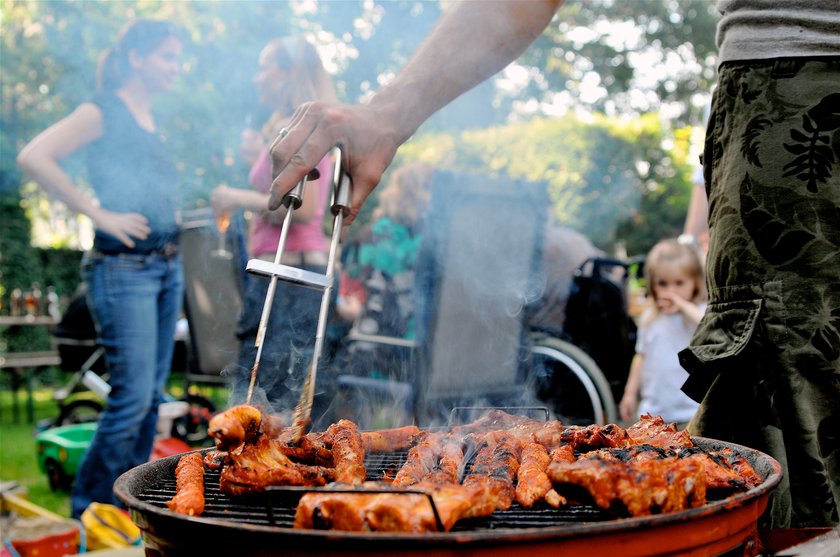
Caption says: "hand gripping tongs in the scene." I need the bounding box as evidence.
[244,147,352,443]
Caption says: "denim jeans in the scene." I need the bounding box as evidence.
[71,251,183,518]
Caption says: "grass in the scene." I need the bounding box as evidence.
[0,386,73,516]
[0,370,227,517]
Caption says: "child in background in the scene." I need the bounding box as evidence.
[620,239,707,427]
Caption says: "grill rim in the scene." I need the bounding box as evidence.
[115,436,781,546]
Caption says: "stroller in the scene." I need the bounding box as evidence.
[49,286,214,445]
[51,286,108,426]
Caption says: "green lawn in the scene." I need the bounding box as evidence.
[0,386,73,516]
[0,370,227,517]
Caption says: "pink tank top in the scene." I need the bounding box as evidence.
[247,147,331,257]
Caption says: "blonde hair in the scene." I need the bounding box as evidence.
[644,238,706,305]
[261,36,337,137]
[373,162,435,226]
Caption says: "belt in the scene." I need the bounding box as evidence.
[257,251,328,267]
[91,243,179,259]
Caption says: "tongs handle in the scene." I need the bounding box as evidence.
[245,176,307,406]
[283,179,306,210]
[331,148,352,217]
[289,148,352,442]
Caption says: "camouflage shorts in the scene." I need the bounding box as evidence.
[679,58,840,528]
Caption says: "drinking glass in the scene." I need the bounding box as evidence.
[212,210,233,258]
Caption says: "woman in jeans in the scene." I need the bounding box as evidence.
[17,19,184,518]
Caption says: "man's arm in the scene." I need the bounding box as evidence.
[269,0,563,223]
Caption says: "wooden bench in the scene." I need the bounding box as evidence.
[1,316,60,423]
[1,350,61,424]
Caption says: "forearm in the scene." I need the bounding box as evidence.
[370,0,563,143]
[681,302,705,326]
[17,154,104,221]
[17,103,104,221]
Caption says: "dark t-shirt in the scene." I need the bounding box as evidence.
[87,91,179,253]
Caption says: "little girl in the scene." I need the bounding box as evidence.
[619,239,707,427]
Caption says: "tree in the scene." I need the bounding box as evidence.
[398,113,692,253]
[2,0,708,253]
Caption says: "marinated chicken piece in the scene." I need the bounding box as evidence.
[393,433,445,486]
[219,436,335,495]
[549,443,576,463]
[327,419,366,484]
[202,449,227,471]
[449,409,537,436]
[167,452,205,516]
[361,425,424,453]
[546,453,706,516]
[425,440,465,485]
[208,404,262,451]
[293,480,487,532]
[516,442,565,508]
[295,490,384,531]
[677,447,763,490]
[529,420,569,450]
[583,444,763,491]
[626,414,694,448]
[560,423,631,450]
[462,431,521,515]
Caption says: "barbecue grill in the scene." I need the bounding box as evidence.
[115,436,781,557]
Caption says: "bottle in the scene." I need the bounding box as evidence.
[10,287,23,317]
[46,286,60,320]
[25,282,42,316]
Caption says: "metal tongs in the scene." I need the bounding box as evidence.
[245,147,352,443]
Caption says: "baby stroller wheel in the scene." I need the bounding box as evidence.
[55,398,104,426]
[530,335,617,425]
[171,394,216,447]
[45,458,73,492]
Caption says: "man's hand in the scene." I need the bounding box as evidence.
[268,100,402,227]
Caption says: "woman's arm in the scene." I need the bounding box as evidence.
[210,175,319,227]
[17,103,151,247]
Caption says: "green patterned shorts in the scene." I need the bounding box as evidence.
[679,58,840,528]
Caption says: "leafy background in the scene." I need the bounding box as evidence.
[1,0,717,322]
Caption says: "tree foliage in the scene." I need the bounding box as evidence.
[398,113,692,253]
[2,0,708,258]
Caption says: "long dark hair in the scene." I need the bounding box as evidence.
[97,19,182,92]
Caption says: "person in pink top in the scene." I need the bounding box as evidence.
[211,36,336,414]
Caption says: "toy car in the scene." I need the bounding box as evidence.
[35,422,96,491]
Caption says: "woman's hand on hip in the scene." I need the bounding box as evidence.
[93,209,150,248]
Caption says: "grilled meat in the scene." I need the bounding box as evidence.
[327,419,366,484]
[516,442,565,508]
[677,447,763,490]
[293,480,486,533]
[626,414,693,448]
[193,409,765,532]
[547,453,706,516]
[208,404,262,451]
[219,436,335,495]
[393,433,445,486]
[560,423,631,450]
[167,452,205,516]
[361,425,424,453]
[462,431,521,515]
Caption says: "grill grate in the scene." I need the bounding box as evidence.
[137,450,618,530]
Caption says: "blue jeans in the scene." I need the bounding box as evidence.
[71,251,183,518]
